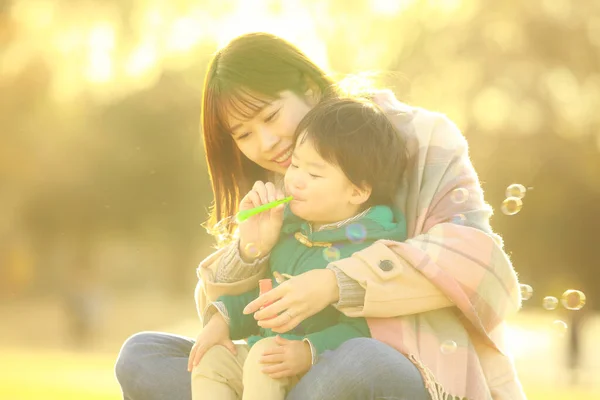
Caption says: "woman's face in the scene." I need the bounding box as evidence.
[225,90,317,175]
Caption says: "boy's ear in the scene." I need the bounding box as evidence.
[349,183,372,206]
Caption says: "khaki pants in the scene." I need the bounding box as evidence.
[191,337,299,400]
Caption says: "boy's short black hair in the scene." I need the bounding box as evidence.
[294,97,408,207]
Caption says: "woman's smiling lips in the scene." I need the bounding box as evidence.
[272,146,293,166]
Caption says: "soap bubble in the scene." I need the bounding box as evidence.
[520,284,533,301]
[451,214,467,225]
[243,243,262,259]
[561,289,586,311]
[323,247,341,262]
[543,296,559,310]
[501,197,523,216]
[552,320,568,337]
[440,340,457,354]
[345,223,367,244]
[450,188,469,204]
[505,183,527,199]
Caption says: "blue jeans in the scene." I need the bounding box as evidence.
[115,332,431,400]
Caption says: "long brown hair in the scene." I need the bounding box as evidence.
[201,33,336,234]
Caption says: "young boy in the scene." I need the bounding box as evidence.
[191,97,408,400]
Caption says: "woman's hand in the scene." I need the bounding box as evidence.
[243,269,339,333]
[238,181,285,261]
[187,313,236,371]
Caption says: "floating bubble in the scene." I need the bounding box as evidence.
[243,242,262,259]
[451,214,467,225]
[561,289,586,311]
[322,247,341,262]
[552,320,568,337]
[440,340,457,354]
[505,183,527,199]
[501,197,523,216]
[450,188,469,204]
[345,223,367,244]
[543,296,559,310]
[520,284,533,301]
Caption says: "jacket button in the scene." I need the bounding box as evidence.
[378,260,394,271]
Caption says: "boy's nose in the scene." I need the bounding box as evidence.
[291,176,306,190]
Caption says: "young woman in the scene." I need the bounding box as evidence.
[115,32,526,400]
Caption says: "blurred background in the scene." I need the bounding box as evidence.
[0,0,599,399]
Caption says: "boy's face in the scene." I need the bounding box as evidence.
[284,133,367,225]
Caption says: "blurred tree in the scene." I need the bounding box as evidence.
[1,0,598,308]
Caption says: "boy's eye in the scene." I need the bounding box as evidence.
[309,173,321,178]
[236,132,250,140]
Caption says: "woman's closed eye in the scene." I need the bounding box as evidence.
[264,109,279,123]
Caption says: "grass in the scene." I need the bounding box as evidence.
[1,297,597,399]
[0,347,597,400]
[0,349,120,400]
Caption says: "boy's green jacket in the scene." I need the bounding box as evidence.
[217,205,407,358]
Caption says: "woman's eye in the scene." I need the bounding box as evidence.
[264,109,279,122]
[309,173,321,178]
[237,132,250,140]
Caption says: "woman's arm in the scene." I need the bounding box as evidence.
[195,239,269,319]
[214,238,270,283]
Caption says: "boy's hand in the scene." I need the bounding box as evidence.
[258,335,312,379]
[187,313,236,372]
[238,181,285,261]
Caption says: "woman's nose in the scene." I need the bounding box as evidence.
[257,126,279,152]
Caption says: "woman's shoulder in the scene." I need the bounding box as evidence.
[371,89,467,151]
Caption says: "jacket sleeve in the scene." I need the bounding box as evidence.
[195,242,269,319]
[331,111,521,336]
[218,289,261,340]
[304,315,371,357]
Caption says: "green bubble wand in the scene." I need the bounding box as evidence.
[235,196,293,222]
